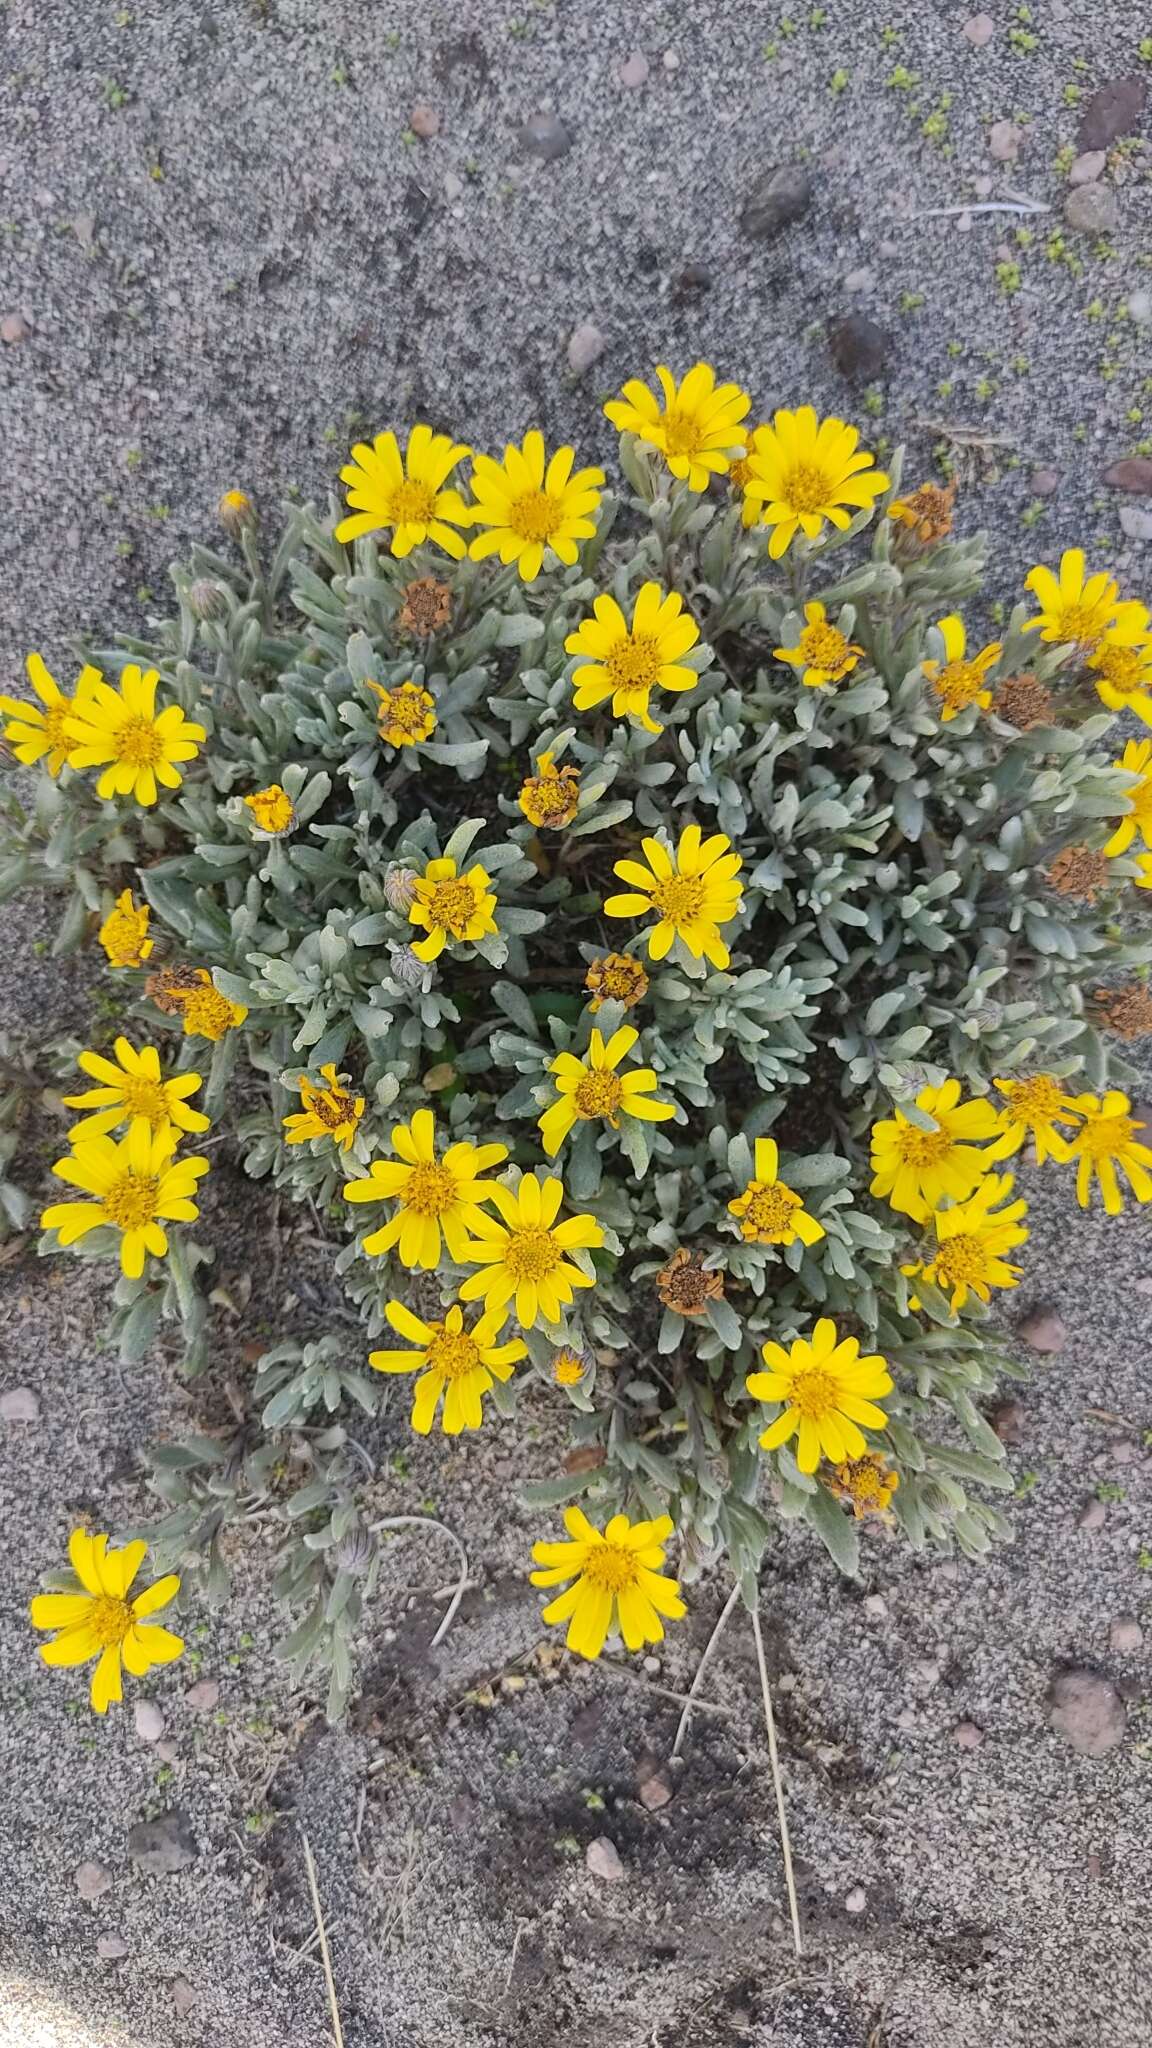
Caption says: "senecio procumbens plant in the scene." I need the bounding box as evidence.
[8,366,1152,1721]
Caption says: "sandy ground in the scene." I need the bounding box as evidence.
[2,3,1152,2044]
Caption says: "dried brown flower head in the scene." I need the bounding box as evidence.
[889,478,957,547]
[397,576,452,638]
[994,672,1054,730]
[1046,844,1110,902]
[1095,982,1152,1041]
[656,1246,725,1319]
[825,1452,900,1519]
[584,952,649,1012]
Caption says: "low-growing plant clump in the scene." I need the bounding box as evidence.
[5,363,1152,1719]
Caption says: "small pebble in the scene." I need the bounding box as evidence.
[988,121,1022,163]
[1112,1441,1139,1467]
[990,1399,1024,1445]
[586,1835,625,1882]
[1064,183,1120,235]
[1078,1498,1108,1532]
[618,51,649,90]
[1068,150,1107,187]
[962,13,995,47]
[566,321,606,375]
[863,1594,888,1620]
[134,1700,165,1744]
[642,1655,661,1676]
[1,312,31,344]
[1105,458,1152,494]
[519,112,572,162]
[0,1387,41,1422]
[1128,290,1152,327]
[156,1738,180,1764]
[171,1977,197,2017]
[953,1720,984,1749]
[1048,1669,1126,1756]
[1120,505,1152,542]
[1030,468,1060,498]
[408,104,440,140]
[638,1772,672,1811]
[828,313,888,381]
[75,1861,112,1901]
[1077,76,1147,153]
[442,171,464,202]
[1019,1308,1067,1354]
[662,49,679,71]
[97,1934,130,1961]
[843,266,876,293]
[972,174,993,198]
[184,1678,220,1712]
[1109,1615,1144,1653]
[895,1706,917,1730]
[914,1660,942,1689]
[844,1886,867,1914]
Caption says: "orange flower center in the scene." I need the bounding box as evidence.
[574,1070,624,1120]
[182,986,238,1039]
[103,911,147,965]
[588,954,647,1006]
[1078,1112,1136,1160]
[379,686,433,735]
[312,1088,357,1130]
[119,1075,170,1127]
[113,715,163,767]
[425,877,480,936]
[661,410,705,458]
[402,1162,458,1216]
[895,1124,953,1168]
[933,660,987,711]
[103,1170,160,1230]
[781,461,833,515]
[799,621,853,674]
[504,1226,562,1280]
[426,1326,482,1380]
[788,1366,838,1420]
[650,873,706,925]
[580,1541,641,1592]
[87,1595,133,1648]
[553,1350,585,1385]
[388,479,438,526]
[1001,1075,1063,1122]
[740,1181,802,1238]
[1052,598,1112,649]
[605,634,662,694]
[1094,646,1145,693]
[935,1234,988,1286]
[507,489,565,545]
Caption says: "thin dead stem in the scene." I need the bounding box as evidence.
[300,1828,345,2048]
[750,1602,803,1959]
[669,1580,742,1762]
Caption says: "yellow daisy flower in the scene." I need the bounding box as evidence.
[538,1024,676,1158]
[467,430,605,583]
[283,1064,365,1152]
[369,1299,526,1434]
[565,582,702,734]
[603,362,751,492]
[728,1135,826,1249]
[334,423,472,558]
[888,479,956,546]
[774,601,864,690]
[407,856,499,963]
[519,751,581,829]
[98,888,153,969]
[747,1318,894,1475]
[742,406,890,560]
[244,784,295,834]
[370,679,437,749]
[458,1171,604,1330]
[30,1528,183,1715]
[1022,548,1145,651]
[177,969,248,1042]
[921,614,1002,721]
[1088,627,1152,726]
[1104,739,1152,857]
[903,1172,1029,1313]
[584,951,649,1012]
[826,1452,900,1519]
[1066,1090,1152,1214]
[41,1122,209,1279]
[604,824,744,971]
[986,1073,1082,1164]
[62,1036,209,1142]
[530,1508,685,1660]
[869,1079,999,1222]
[343,1108,507,1268]
[65,665,206,808]
[0,652,99,775]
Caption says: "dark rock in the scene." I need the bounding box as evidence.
[989,1400,1024,1445]
[127,1810,197,1876]
[1077,77,1147,152]
[739,164,813,241]
[1105,456,1152,495]
[519,112,572,162]
[828,314,888,380]
[1064,183,1120,235]
[675,261,713,296]
[1047,1670,1126,1756]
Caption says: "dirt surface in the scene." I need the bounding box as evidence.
[2,3,1152,2045]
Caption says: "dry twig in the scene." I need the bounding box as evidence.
[750,1603,803,1959]
[669,1581,742,1762]
[300,1828,345,2048]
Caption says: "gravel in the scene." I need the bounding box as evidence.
[3,3,1152,2045]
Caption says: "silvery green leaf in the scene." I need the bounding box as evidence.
[803,1484,860,1576]
[496,615,545,647]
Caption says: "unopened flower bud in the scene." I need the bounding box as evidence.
[218,488,256,536]
[384,865,419,913]
[188,578,228,622]
[333,1523,376,1576]
[389,943,428,987]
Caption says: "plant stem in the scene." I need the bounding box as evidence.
[750,1600,803,1958]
